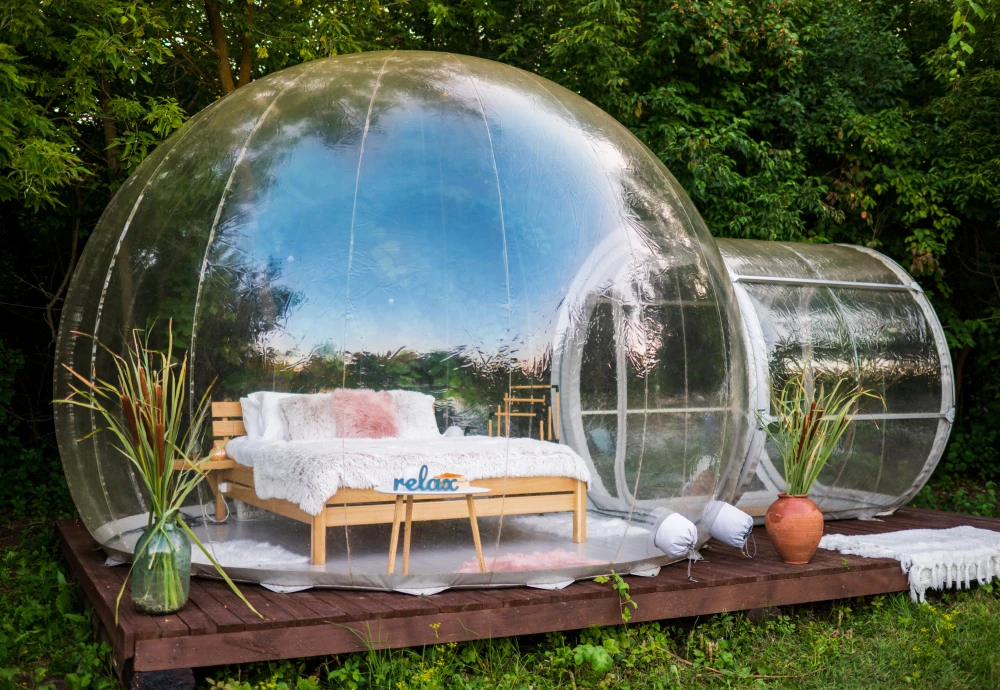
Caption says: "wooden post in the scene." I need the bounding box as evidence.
[572,480,586,543]
[488,418,493,437]
[311,512,327,565]
[548,406,553,440]
[387,496,404,574]
[467,495,486,573]
[554,390,561,440]
[402,495,414,575]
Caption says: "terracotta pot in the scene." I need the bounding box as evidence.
[765,493,823,564]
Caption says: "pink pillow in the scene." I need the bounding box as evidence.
[331,389,398,438]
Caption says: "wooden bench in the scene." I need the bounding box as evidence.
[184,401,587,566]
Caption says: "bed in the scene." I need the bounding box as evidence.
[192,401,589,565]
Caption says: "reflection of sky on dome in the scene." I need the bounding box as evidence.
[220,61,705,365]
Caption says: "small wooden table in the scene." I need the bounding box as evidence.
[375,486,491,575]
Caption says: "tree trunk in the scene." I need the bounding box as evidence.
[953,343,971,417]
[204,0,236,94]
[44,186,81,345]
[98,77,119,175]
[237,2,255,88]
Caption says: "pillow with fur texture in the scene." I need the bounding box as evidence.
[390,390,440,439]
[332,389,398,439]
[280,393,337,441]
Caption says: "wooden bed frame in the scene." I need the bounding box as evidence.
[185,401,588,565]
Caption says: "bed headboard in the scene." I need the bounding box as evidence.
[211,401,245,445]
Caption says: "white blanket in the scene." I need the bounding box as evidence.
[820,525,1000,602]
[226,436,591,515]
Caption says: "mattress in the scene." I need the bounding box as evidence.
[225,435,591,515]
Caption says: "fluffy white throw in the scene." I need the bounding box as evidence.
[249,436,591,515]
[191,539,310,568]
[820,526,1000,602]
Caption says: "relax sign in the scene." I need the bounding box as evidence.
[392,465,462,492]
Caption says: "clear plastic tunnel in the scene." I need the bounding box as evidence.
[54,51,750,590]
[718,239,955,520]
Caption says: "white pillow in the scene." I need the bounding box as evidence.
[389,390,440,439]
[258,392,300,441]
[239,393,263,439]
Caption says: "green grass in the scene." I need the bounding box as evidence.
[911,478,1000,518]
[4,477,1000,690]
[0,521,116,690]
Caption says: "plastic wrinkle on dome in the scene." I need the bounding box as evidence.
[54,51,751,590]
[719,239,955,521]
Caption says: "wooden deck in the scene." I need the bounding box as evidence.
[57,507,999,681]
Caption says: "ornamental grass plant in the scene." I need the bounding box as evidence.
[56,323,257,619]
[762,364,882,496]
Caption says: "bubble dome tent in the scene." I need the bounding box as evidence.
[53,51,952,591]
[55,51,751,590]
[718,239,955,521]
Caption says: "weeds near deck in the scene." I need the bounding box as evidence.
[594,570,638,623]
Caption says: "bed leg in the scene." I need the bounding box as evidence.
[311,512,327,565]
[215,490,227,522]
[207,472,226,522]
[572,480,587,543]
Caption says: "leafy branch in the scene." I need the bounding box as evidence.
[758,363,882,496]
[595,570,638,623]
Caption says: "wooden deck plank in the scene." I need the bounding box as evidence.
[306,589,379,621]
[171,600,218,637]
[289,591,351,622]
[235,587,301,629]
[255,588,332,628]
[415,590,486,613]
[891,508,1000,532]
[57,509,1000,676]
[194,577,276,630]
[349,590,442,620]
[187,580,245,633]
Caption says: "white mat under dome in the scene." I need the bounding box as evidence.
[820,525,1000,602]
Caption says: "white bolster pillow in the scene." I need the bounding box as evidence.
[709,501,754,549]
[653,512,698,558]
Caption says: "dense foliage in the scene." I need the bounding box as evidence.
[1,0,999,517]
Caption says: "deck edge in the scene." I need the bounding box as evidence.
[134,566,908,671]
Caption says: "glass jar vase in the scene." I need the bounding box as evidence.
[131,518,191,614]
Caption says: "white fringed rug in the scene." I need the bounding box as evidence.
[820,526,1000,602]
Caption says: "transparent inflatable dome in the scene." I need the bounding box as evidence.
[719,240,955,520]
[54,51,750,589]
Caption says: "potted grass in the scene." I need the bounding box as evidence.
[760,365,878,564]
[58,323,257,619]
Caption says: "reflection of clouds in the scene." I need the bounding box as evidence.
[193,51,734,423]
[204,52,729,384]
